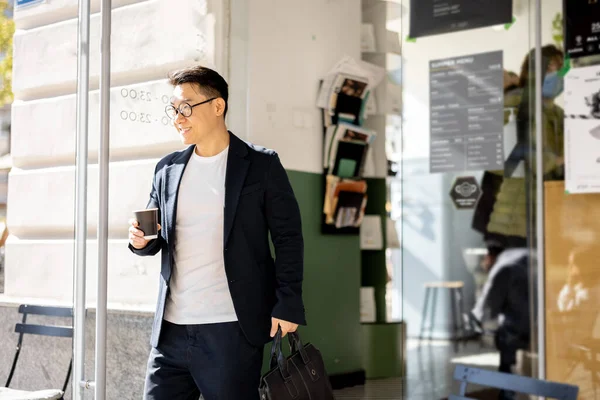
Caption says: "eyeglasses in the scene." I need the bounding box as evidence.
[164,97,217,119]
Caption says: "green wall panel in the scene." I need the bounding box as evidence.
[359,178,405,378]
[262,170,363,376]
[361,177,388,322]
[362,322,406,379]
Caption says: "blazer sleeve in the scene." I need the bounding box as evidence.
[128,164,164,257]
[265,154,306,325]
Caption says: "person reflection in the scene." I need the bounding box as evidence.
[557,247,600,322]
[473,46,565,269]
[503,70,520,94]
[508,44,565,180]
[553,247,600,387]
[479,45,566,246]
[469,242,531,372]
[468,43,567,400]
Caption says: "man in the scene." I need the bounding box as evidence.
[128,65,306,400]
[467,243,531,400]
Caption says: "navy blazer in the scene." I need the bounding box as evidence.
[129,132,306,348]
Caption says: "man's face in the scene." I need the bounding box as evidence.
[170,83,220,146]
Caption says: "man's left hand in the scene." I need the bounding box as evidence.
[270,317,299,338]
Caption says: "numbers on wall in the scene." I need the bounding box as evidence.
[119,110,170,126]
[120,88,171,104]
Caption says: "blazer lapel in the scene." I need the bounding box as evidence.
[224,132,249,245]
[164,145,195,245]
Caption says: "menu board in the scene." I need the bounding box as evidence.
[409,0,512,38]
[429,51,504,173]
[564,0,600,59]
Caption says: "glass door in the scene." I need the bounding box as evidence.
[543,0,600,398]
[393,0,558,397]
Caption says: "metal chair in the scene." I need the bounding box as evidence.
[449,365,579,400]
[1,304,73,400]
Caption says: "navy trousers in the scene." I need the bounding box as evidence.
[143,320,264,400]
[495,327,529,400]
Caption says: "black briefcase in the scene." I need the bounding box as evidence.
[259,328,335,400]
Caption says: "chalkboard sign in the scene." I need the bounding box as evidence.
[410,0,512,39]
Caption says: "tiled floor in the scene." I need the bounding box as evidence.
[333,338,501,399]
[334,377,405,399]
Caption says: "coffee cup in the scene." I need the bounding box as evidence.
[133,208,159,239]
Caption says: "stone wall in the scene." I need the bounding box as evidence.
[0,304,152,399]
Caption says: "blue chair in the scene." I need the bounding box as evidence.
[1,305,73,400]
[450,365,578,400]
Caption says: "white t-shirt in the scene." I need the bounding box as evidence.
[164,146,238,325]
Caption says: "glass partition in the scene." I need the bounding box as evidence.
[395,0,548,397]
[543,1,600,398]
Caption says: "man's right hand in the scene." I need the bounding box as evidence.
[128,219,161,250]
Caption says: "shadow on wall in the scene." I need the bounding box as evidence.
[401,197,436,242]
[396,154,485,338]
[401,247,478,339]
[399,248,439,337]
[398,187,481,338]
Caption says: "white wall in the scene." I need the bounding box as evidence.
[4,0,227,307]
[227,0,250,140]
[243,0,362,174]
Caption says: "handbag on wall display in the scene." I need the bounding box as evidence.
[259,328,334,400]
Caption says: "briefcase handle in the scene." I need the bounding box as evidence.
[287,332,311,365]
[269,327,292,381]
[269,328,313,379]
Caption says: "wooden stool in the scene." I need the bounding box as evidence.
[418,281,466,348]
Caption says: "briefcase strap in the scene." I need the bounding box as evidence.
[287,332,310,365]
[269,327,292,380]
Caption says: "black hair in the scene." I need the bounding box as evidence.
[168,65,229,117]
[485,238,506,259]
